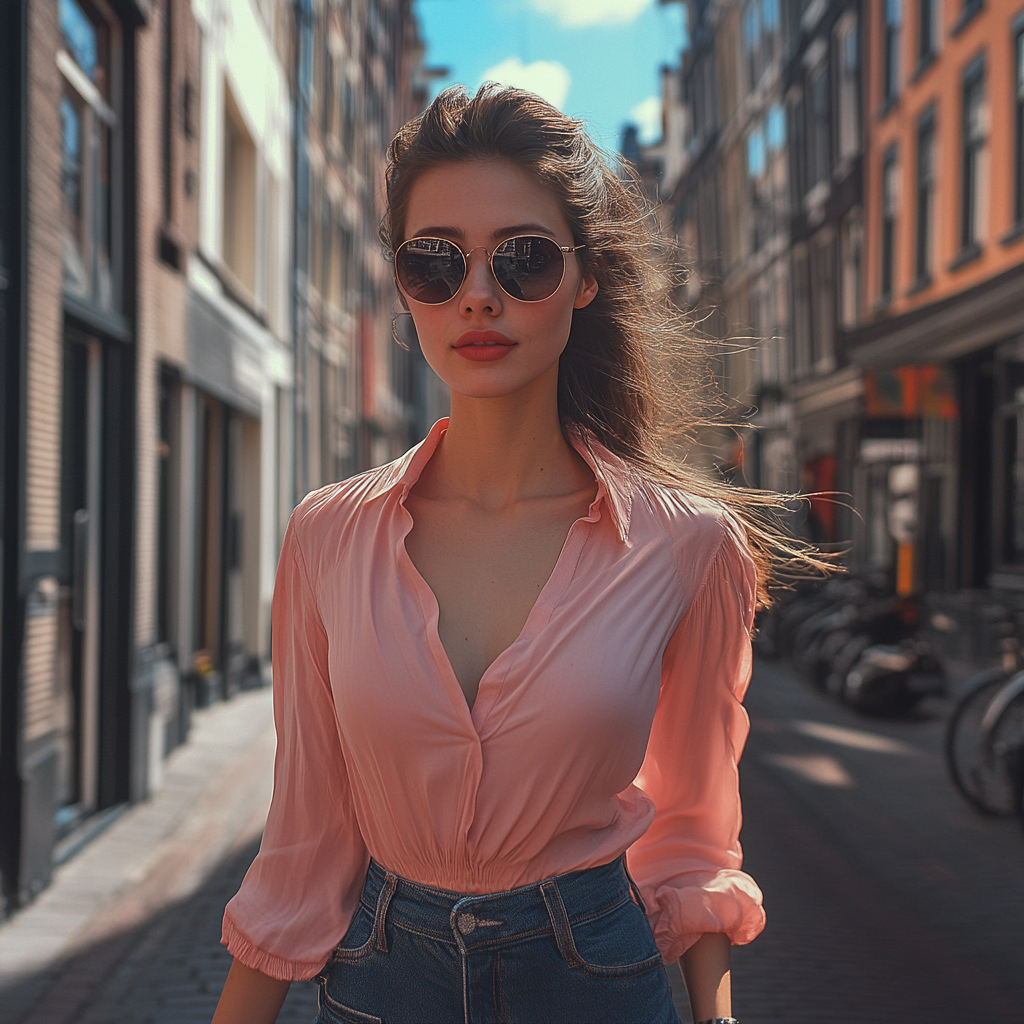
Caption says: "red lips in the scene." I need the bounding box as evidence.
[453,330,516,362]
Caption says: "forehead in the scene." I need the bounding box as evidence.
[403,159,570,241]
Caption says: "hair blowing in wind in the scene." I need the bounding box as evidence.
[382,83,831,605]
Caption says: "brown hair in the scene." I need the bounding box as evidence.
[382,84,829,604]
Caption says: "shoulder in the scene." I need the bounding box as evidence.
[633,477,754,597]
[286,454,409,559]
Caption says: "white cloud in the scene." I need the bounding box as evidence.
[478,57,571,111]
[630,95,662,144]
[528,0,654,28]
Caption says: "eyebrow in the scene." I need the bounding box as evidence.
[407,223,558,242]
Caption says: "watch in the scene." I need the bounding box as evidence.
[696,1019,742,1024]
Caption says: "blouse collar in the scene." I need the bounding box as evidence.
[366,418,633,544]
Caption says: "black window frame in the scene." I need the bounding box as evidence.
[914,105,936,287]
[917,0,937,68]
[880,144,899,303]
[960,54,986,255]
[883,0,903,108]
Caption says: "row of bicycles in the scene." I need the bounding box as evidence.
[757,576,1024,831]
[754,575,946,715]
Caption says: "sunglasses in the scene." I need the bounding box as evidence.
[392,235,586,304]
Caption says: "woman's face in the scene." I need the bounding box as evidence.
[399,159,598,402]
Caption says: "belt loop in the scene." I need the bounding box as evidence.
[622,855,648,915]
[374,872,398,953]
[540,880,583,969]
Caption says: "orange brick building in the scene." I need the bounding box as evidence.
[843,0,1024,596]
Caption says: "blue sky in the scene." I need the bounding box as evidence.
[414,0,688,154]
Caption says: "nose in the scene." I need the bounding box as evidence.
[459,247,503,317]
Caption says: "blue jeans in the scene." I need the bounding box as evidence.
[314,855,682,1024]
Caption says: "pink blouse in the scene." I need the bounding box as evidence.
[222,419,765,981]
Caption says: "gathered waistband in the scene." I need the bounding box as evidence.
[358,855,647,953]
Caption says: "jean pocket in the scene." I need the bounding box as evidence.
[328,901,377,963]
[318,985,384,1024]
[563,897,664,978]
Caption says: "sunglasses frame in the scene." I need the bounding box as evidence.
[391,234,587,305]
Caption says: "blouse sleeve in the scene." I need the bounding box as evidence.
[221,509,369,981]
[626,520,766,964]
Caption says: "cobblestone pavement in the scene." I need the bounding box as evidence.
[2,662,1022,1023]
[732,659,1024,1023]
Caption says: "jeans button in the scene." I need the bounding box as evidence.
[456,912,476,935]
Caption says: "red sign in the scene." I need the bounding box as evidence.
[863,365,958,419]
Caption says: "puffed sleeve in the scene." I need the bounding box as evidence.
[221,509,369,980]
[626,520,766,964]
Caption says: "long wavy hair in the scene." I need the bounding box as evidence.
[382,84,828,605]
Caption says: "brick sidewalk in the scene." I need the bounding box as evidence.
[5,660,1022,1023]
[0,689,314,1024]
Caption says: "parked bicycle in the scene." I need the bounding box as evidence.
[945,642,1024,818]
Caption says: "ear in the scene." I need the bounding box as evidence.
[573,272,599,310]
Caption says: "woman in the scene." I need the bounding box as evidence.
[213,84,801,1024]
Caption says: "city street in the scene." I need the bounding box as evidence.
[1,662,1022,1024]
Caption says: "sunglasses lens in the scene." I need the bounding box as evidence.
[491,236,565,301]
[395,239,465,304]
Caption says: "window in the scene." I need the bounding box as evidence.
[1014,24,1024,227]
[808,63,831,186]
[791,246,811,377]
[918,0,937,66]
[881,145,899,301]
[839,209,863,327]
[222,85,257,295]
[884,0,902,106]
[961,57,987,251]
[789,90,807,203]
[743,0,763,91]
[835,14,860,163]
[742,0,780,93]
[809,230,836,369]
[915,106,936,284]
[58,0,116,309]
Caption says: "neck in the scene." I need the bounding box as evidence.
[432,372,592,508]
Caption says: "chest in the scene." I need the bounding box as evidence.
[402,493,591,708]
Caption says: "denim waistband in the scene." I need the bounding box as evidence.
[360,855,645,952]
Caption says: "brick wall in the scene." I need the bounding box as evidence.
[24,0,64,555]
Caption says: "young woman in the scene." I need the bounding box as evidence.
[212,84,798,1024]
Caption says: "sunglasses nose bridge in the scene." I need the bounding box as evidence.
[458,245,504,303]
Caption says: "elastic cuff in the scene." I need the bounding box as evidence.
[221,913,326,982]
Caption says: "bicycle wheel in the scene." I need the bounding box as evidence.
[984,679,1024,819]
[945,667,1016,816]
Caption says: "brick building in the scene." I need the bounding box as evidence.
[0,0,436,916]
[1,0,148,913]
[291,0,447,497]
[842,0,1024,599]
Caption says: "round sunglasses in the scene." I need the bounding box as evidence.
[392,235,586,304]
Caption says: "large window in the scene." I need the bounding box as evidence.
[835,14,860,163]
[808,62,831,187]
[960,57,987,253]
[742,0,780,92]
[884,0,902,107]
[58,0,116,309]
[839,209,863,327]
[915,106,936,285]
[223,85,257,294]
[880,145,899,301]
[1014,24,1024,228]
[917,0,937,67]
[809,229,836,369]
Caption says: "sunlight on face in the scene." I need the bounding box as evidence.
[400,159,598,403]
